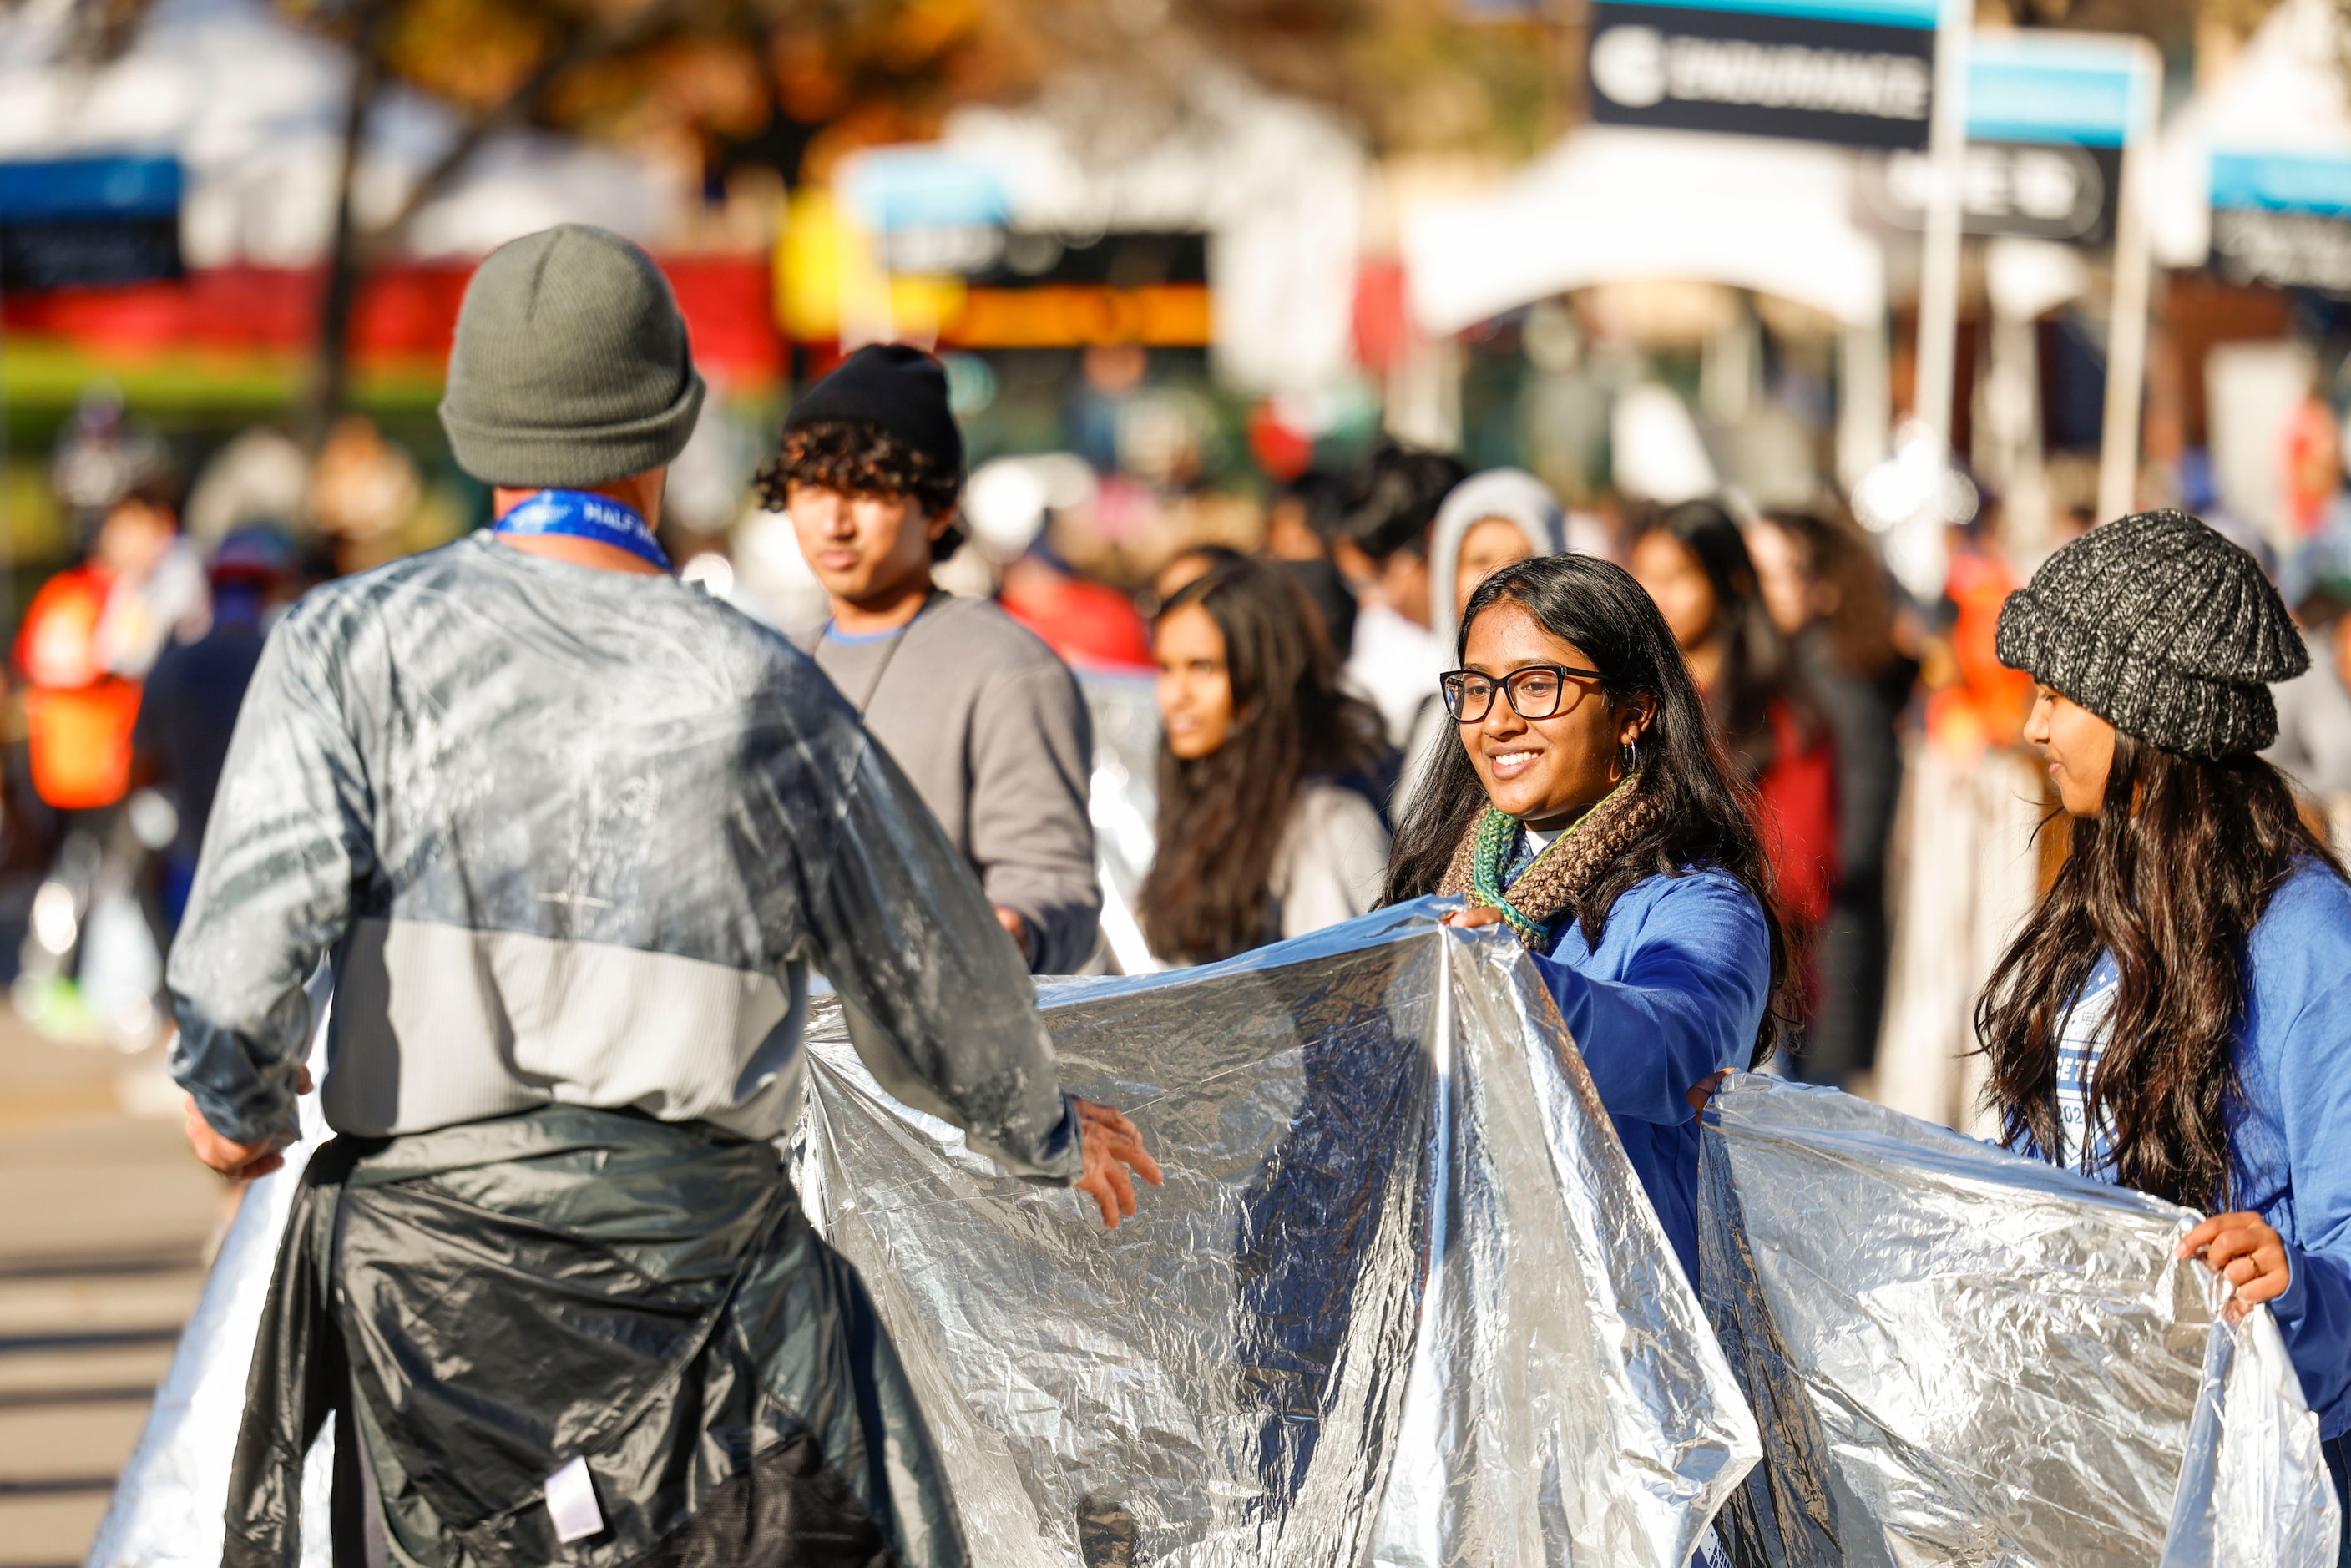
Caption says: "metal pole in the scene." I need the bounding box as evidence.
[2096,40,2161,527]
[306,0,389,448]
[1837,313,1892,491]
[1912,0,1970,458]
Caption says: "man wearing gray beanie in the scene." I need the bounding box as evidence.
[1980,508,2351,1494]
[167,224,1157,1567]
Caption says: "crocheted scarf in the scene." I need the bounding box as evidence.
[1436,777,1660,950]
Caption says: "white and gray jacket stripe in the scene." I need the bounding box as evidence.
[166,534,1080,1183]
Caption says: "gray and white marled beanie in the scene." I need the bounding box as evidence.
[1995,508,2308,759]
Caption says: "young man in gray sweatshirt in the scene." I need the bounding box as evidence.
[761,345,1103,974]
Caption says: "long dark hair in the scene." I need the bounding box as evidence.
[1633,499,1802,780]
[1383,554,1793,1063]
[1761,508,1903,680]
[1978,741,2345,1208]
[1141,560,1389,964]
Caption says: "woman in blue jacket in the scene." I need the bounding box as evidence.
[1979,509,2351,1540]
[1383,553,1791,1283]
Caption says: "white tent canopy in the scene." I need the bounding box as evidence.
[2152,0,2351,269]
[1403,125,1886,335]
[0,0,675,267]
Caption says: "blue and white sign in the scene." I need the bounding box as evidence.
[0,154,184,291]
[2211,149,2351,217]
[0,156,182,222]
[1586,0,1939,150]
[1962,32,2150,149]
[2209,148,2351,291]
[837,146,1017,277]
[1858,32,2153,243]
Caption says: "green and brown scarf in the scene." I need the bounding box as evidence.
[1437,776,1660,950]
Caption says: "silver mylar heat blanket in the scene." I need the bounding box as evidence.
[789,906,1759,1565]
[1700,1071,2343,1568]
[92,908,1759,1567]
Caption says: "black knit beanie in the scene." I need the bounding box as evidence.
[785,345,964,481]
[439,225,705,488]
[1995,508,2308,759]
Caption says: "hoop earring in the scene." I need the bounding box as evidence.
[1619,736,1640,776]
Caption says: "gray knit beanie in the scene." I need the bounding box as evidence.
[1995,508,2308,759]
[438,225,705,488]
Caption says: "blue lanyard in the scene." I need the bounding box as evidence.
[493,489,670,571]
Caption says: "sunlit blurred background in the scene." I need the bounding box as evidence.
[7,0,2351,1553]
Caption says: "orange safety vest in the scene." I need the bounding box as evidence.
[15,565,141,810]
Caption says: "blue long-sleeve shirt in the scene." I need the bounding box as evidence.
[2023,858,2351,1439]
[1524,867,1772,1284]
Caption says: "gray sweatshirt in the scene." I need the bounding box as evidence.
[166,535,1080,1182]
[800,594,1101,974]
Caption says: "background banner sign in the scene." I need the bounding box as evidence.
[1859,32,2147,243]
[2209,149,2351,291]
[1863,141,2116,241]
[1586,0,1939,151]
[0,156,182,291]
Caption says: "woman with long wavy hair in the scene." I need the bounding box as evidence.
[1747,507,1917,1087]
[1629,500,1838,980]
[1978,509,2351,1523]
[1141,559,1393,966]
[1385,553,1792,1283]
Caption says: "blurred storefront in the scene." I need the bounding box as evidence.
[773,71,1373,587]
[2151,0,2351,569]
[0,0,784,586]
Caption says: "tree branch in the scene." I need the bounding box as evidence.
[354,0,709,265]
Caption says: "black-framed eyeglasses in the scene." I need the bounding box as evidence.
[1440,665,1605,722]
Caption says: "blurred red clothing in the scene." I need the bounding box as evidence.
[15,564,141,809]
[1752,695,1839,935]
[998,559,1153,673]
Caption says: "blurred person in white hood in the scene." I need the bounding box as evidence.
[1428,469,1570,649]
[1397,468,1571,795]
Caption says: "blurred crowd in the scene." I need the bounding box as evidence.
[9,369,2351,1121]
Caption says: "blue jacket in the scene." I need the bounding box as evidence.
[2034,858,2351,1439]
[1525,867,1772,1285]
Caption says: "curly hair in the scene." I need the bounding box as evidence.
[754,420,964,560]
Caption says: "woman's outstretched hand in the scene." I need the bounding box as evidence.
[2180,1211,2293,1323]
[1072,1096,1165,1229]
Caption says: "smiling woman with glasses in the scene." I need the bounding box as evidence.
[1438,663,1605,723]
[1384,552,1793,1287]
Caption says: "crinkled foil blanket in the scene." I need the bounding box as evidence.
[1701,1070,2340,1568]
[93,914,2338,1566]
[788,910,1756,1565]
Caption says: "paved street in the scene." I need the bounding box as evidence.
[0,1017,222,1567]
